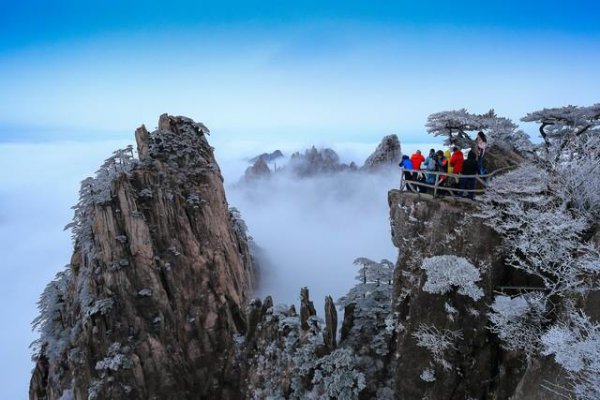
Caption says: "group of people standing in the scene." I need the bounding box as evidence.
[399,131,488,199]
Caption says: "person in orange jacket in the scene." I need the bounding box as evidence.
[450,147,464,175]
[410,150,426,183]
[449,147,464,187]
[410,150,425,170]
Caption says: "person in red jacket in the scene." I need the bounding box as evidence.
[449,147,464,175]
[410,150,425,170]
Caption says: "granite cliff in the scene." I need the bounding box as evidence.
[387,191,570,399]
[30,115,256,399]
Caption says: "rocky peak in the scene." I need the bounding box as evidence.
[30,114,255,400]
[249,150,284,164]
[243,158,271,181]
[362,134,401,170]
[289,146,354,176]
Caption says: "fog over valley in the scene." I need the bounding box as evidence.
[0,135,439,397]
[228,164,398,310]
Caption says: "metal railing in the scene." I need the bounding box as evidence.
[399,167,513,198]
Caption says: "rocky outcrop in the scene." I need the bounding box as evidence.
[249,150,283,164]
[362,134,401,171]
[387,191,569,399]
[323,296,337,350]
[243,158,271,181]
[289,146,355,176]
[30,114,256,400]
[481,144,527,173]
[240,288,367,399]
[389,191,504,399]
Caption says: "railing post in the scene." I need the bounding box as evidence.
[433,173,438,198]
[400,167,405,191]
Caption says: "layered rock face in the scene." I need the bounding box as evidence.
[389,191,504,399]
[388,191,568,400]
[30,115,255,400]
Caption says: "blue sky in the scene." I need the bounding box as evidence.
[0,2,599,397]
[1,0,599,143]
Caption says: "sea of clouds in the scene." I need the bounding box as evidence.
[0,136,440,398]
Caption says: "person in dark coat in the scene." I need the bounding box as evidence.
[460,150,478,199]
[476,131,488,174]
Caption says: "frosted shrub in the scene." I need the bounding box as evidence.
[542,311,600,400]
[420,255,484,301]
[95,343,132,372]
[413,324,462,370]
[86,298,114,318]
[488,293,547,356]
[230,207,250,239]
[31,270,72,363]
[420,368,436,382]
[65,146,136,253]
[338,258,396,360]
[478,166,596,295]
[557,136,600,223]
[311,348,366,399]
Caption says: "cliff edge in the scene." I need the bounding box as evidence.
[388,190,570,399]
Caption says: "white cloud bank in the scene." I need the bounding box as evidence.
[228,168,399,311]
[0,135,442,398]
[0,140,131,399]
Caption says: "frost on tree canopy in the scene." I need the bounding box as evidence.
[425,108,521,149]
[420,255,484,301]
[488,293,548,356]
[541,311,600,400]
[521,103,600,164]
[413,324,463,371]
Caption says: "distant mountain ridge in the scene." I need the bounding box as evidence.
[249,150,284,164]
[242,134,402,181]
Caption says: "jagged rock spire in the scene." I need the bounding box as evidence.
[30,114,255,400]
[323,295,337,350]
[362,134,402,171]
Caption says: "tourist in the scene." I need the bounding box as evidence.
[435,150,448,180]
[410,150,426,184]
[450,147,464,187]
[410,150,425,170]
[424,149,437,192]
[399,155,415,191]
[476,131,487,174]
[460,150,478,199]
[444,149,454,174]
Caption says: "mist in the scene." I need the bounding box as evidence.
[0,136,439,398]
[0,139,132,399]
[223,141,439,312]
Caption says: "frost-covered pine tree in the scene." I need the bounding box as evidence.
[478,102,600,399]
[425,108,523,150]
[337,257,397,398]
[521,103,600,165]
